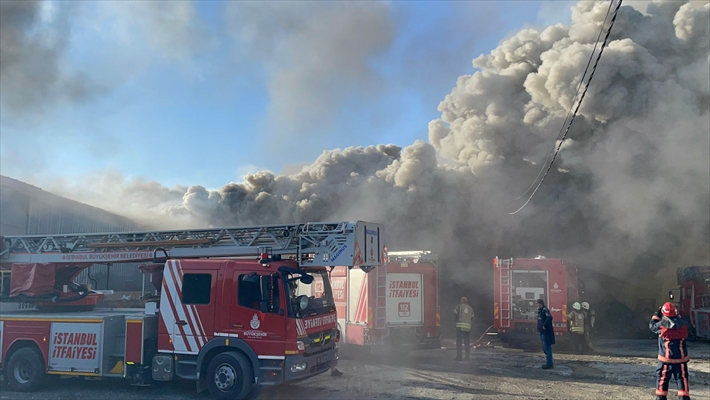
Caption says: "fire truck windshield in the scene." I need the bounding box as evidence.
[285,271,335,318]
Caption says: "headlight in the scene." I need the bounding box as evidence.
[297,341,305,351]
[299,295,309,310]
[290,362,307,372]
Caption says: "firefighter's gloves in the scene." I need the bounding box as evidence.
[653,308,663,320]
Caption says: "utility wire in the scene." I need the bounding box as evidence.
[510,0,623,215]
[517,0,615,200]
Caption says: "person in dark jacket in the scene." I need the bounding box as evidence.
[537,299,555,369]
[649,302,691,400]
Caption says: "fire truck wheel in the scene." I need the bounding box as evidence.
[206,351,254,400]
[5,347,46,392]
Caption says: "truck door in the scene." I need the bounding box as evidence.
[230,272,286,356]
[162,261,216,355]
[345,267,368,346]
[326,267,348,343]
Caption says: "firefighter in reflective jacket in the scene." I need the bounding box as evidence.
[566,302,586,354]
[650,302,691,400]
[454,297,473,361]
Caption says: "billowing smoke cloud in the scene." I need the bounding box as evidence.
[0,0,213,182]
[429,0,709,265]
[0,0,207,119]
[40,1,709,322]
[0,1,93,114]
[225,1,395,146]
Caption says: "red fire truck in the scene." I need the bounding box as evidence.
[296,250,440,354]
[0,221,385,400]
[670,265,710,340]
[493,256,579,347]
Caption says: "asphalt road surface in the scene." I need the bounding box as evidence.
[1,339,708,400]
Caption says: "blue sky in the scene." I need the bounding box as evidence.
[0,1,574,190]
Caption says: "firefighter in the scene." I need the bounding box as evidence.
[453,296,473,361]
[566,302,586,354]
[581,301,595,353]
[537,299,555,369]
[650,302,691,400]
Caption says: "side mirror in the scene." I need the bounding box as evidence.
[260,276,271,301]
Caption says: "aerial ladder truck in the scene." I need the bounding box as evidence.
[0,220,385,400]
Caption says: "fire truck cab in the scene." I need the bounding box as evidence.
[493,256,579,347]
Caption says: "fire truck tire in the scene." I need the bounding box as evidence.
[205,351,254,400]
[5,347,46,392]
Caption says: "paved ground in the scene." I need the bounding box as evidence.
[1,339,708,400]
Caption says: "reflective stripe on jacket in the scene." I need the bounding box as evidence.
[650,315,690,363]
[454,303,473,331]
[567,310,585,334]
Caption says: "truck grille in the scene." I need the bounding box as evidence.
[305,328,336,355]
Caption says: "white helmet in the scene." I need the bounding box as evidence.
[572,302,581,311]
[581,302,590,310]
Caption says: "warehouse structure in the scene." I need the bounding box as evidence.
[1,175,146,296]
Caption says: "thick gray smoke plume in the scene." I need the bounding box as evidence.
[0,1,204,117]
[0,1,91,114]
[45,1,709,321]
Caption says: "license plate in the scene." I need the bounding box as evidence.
[317,354,330,364]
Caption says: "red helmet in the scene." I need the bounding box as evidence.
[661,302,678,317]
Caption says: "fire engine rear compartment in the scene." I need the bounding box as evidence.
[499,270,551,341]
[0,308,157,378]
[494,258,579,347]
[337,254,440,353]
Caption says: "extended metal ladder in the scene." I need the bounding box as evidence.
[0,220,385,268]
[497,257,513,328]
[373,261,387,329]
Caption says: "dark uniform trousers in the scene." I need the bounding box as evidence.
[656,361,690,398]
[456,328,470,359]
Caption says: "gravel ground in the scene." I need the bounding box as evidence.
[1,339,708,400]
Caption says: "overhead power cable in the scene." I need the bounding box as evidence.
[517,0,615,200]
[510,0,623,215]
